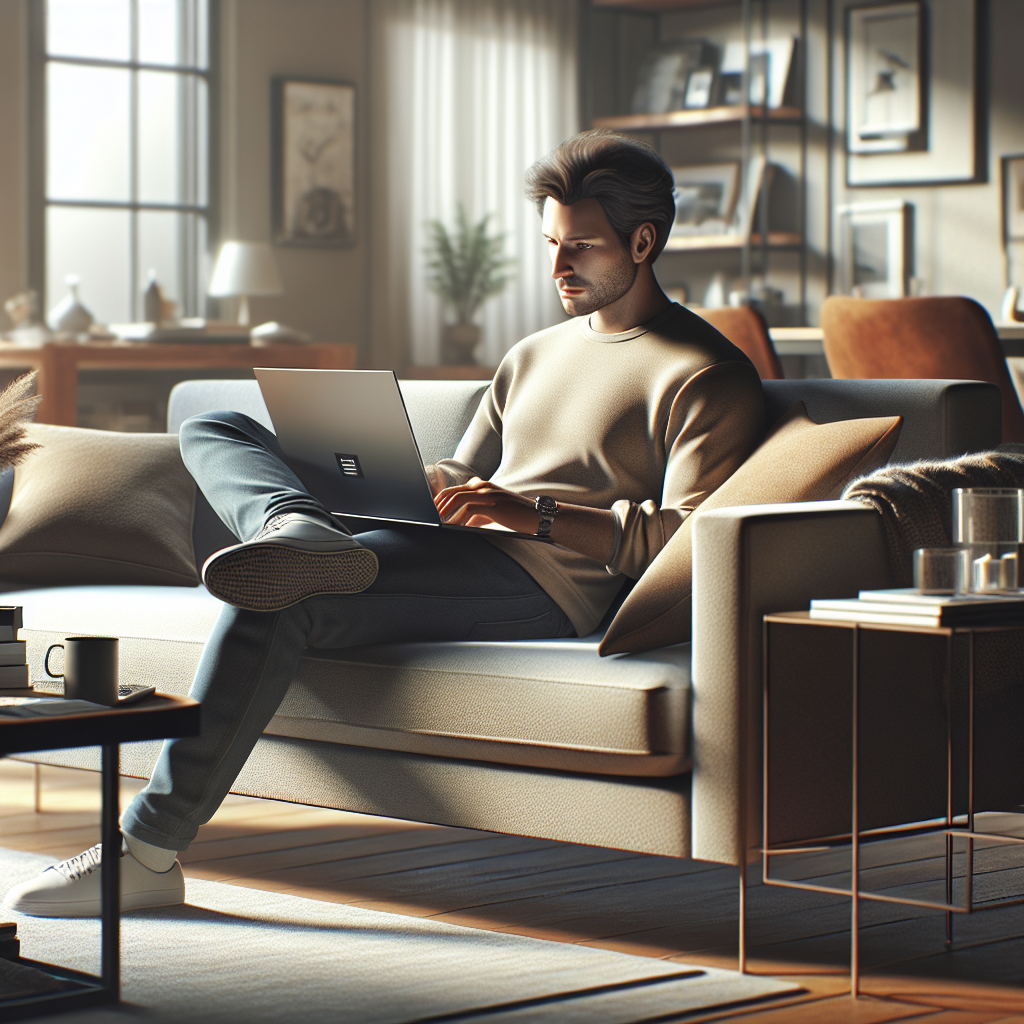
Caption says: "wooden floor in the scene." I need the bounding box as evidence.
[2,760,1024,1023]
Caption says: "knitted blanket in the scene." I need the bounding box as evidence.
[842,445,1024,586]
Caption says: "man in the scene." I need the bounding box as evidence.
[6,130,764,916]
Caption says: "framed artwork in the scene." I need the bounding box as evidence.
[846,0,983,186]
[837,201,913,298]
[734,155,770,242]
[683,67,716,109]
[847,2,923,155]
[272,78,356,247]
[719,38,795,108]
[1003,155,1024,243]
[630,41,716,114]
[670,163,741,236]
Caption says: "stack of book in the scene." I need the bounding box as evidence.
[809,590,1024,628]
[0,606,31,695]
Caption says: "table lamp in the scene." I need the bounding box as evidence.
[208,241,283,326]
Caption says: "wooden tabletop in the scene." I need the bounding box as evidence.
[0,340,358,426]
[0,693,200,755]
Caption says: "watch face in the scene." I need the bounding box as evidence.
[537,496,558,515]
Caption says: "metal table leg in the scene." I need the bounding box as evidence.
[100,743,120,1001]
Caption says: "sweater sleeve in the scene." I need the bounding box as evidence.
[607,359,765,579]
[428,383,504,487]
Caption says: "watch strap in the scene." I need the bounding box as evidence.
[535,495,558,537]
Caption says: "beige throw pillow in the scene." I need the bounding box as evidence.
[598,403,902,656]
[0,424,199,586]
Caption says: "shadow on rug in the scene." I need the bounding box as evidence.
[0,848,800,1023]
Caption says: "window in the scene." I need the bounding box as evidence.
[37,0,211,325]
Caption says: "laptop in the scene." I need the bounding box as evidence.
[253,368,549,542]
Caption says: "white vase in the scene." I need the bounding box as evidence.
[48,276,94,334]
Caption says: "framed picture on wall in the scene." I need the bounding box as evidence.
[837,201,913,298]
[846,1,924,156]
[846,0,983,187]
[272,78,356,247]
[1003,155,1024,243]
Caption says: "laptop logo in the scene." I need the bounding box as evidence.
[335,453,364,478]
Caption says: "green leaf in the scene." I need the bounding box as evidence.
[424,203,516,323]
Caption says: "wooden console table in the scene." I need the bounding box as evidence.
[0,341,358,427]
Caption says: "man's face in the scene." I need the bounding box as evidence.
[541,197,638,317]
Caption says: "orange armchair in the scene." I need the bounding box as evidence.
[821,296,1024,444]
[694,305,784,381]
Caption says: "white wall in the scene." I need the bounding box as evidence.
[0,0,28,317]
[218,0,371,353]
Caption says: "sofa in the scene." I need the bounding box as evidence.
[3,375,1002,882]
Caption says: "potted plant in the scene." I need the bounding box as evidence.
[425,205,514,365]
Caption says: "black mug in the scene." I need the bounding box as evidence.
[44,637,119,706]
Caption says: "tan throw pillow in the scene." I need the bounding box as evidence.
[598,403,902,656]
[0,424,198,586]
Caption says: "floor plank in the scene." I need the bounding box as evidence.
[3,760,1024,1020]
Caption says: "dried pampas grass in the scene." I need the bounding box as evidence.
[0,371,41,471]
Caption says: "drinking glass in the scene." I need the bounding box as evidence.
[952,488,1024,592]
[913,547,971,595]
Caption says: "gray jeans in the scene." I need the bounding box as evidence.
[120,411,575,852]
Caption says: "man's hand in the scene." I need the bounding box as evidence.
[434,477,540,534]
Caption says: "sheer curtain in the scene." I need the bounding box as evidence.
[370,0,578,369]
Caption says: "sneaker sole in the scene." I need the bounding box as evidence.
[5,886,185,918]
[203,542,379,611]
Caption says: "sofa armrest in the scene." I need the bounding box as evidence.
[689,499,891,865]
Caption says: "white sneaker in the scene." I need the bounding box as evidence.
[202,512,379,611]
[3,843,185,918]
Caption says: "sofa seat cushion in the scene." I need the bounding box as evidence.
[8,586,691,777]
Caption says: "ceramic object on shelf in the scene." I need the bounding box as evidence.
[144,269,165,325]
[47,276,94,335]
[250,321,311,346]
[3,290,52,345]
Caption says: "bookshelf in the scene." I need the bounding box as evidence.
[586,0,809,323]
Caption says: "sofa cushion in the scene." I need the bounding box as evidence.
[599,403,902,656]
[10,585,691,777]
[0,425,198,587]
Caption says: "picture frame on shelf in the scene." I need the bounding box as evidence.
[272,78,356,247]
[719,38,794,108]
[846,0,983,186]
[1002,155,1024,243]
[630,40,717,115]
[837,201,913,299]
[683,67,716,110]
[670,163,741,237]
[846,1,924,155]
[734,155,770,242]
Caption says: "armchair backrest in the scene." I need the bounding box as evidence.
[762,378,1000,463]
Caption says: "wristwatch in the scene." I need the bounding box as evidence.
[534,495,558,537]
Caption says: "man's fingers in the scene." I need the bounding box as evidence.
[435,485,499,517]
[439,493,498,523]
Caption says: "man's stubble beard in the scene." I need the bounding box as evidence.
[558,249,638,317]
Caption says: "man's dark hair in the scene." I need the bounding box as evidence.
[524,130,676,258]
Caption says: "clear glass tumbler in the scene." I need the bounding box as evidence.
[913,547,971,595]
[952,488,1024,592]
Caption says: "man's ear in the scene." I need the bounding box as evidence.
[630,222,658,264]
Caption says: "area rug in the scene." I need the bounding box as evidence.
[1,848,799,1023]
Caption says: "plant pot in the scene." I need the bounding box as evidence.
[441,323,482,365]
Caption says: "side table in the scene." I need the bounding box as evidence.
[0,694,200,1019]
[761,611,1024,998]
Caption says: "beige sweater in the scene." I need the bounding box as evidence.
[434,304,766,635]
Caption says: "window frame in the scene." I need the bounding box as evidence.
[29,0,219,323]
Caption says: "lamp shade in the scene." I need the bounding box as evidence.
[208,242,283,297]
